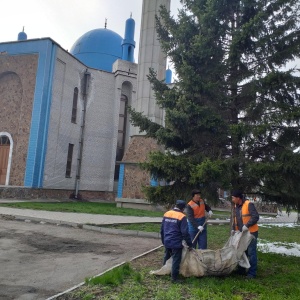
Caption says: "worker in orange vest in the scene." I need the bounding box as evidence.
[161,200,193,283]
[231,190,259,279]
[186,189,213,249]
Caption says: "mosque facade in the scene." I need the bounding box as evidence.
[0,0,171,201]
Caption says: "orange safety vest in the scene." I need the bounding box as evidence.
[164,209,185,221]
[188,199,206,218]
[235,200,259,233]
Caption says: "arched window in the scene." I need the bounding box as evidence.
[114,94,128,179]
[117,94,128,160]
[0,136,10,145]
[0,135,11,185]
[71,87,78,123]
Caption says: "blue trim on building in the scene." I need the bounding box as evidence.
[25,41,57,187]
[0,39,57,187]
[36,43,57,187]
[117,164,125,198]
[165,68,172,84]
[150,176,158,187]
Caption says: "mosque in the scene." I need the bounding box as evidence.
[0,0,171,203]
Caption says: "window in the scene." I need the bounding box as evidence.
[0,136,10,145]
[114,94,128,179]
[65,143,74,178]
[116,95,128,161]
[71,87,78,123]
[0,135,11,185]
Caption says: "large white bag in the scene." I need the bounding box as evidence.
[150,231,254,277]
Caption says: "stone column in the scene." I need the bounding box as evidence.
[131,0,171,135]
[117,0,170,205]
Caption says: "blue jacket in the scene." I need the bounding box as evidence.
[160,208,193,249]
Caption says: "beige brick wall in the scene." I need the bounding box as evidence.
[0,54,38,185]
[122,136,163,199]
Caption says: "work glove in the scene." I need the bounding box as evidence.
[208,210,213,217]
[197,225,204,232]
[231,230,235,236]
[242,225,249,232]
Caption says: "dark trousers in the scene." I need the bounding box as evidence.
[238,231,258,277]
[163,247,183,280]
[189,227,207,249]
[188,217,207,249]
[247,231,258,277]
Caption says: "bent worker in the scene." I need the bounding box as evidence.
[160,200,193,283]
[231,190,259,279]
[187,189,213,249]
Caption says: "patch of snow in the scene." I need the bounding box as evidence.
[257,223,300,257]
[260,216,276,220]
[258,240,300,257]
[260,223,300,228]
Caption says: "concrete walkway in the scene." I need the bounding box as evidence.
[0,206,164,240]
[0,199,298,231]
[0,206,163,225]
[259,211,299,224]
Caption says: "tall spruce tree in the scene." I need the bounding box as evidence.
[129,0,300,209]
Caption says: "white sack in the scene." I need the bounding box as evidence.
[150,231,254,277]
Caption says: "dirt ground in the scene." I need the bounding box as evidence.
[0,215,161,300]
[57,246,165,300]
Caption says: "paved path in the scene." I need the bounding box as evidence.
[0,216,162,300]
[259,211,298,224]
[0,204,298,229]
[0,206,162,225]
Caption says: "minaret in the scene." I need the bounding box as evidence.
[122,14,136,62]
[132,0,171,135]
[118,0,171,202]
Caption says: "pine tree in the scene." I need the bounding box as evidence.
[129,0,300,209]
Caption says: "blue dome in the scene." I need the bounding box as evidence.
[70,28,123,72]
[18,31,27,41]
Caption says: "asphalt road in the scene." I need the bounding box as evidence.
[0,216,161,300]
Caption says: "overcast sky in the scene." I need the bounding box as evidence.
[1,0,298,69]
[1,0,182,62]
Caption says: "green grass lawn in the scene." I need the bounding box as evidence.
[57,224,300,300]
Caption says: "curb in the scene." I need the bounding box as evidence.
[6,215,79,227]
[83,224,161,239]
[0,213,162,239]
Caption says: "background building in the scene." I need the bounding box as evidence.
[0,0,171,201]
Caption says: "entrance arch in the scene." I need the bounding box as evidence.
[0,133,13,185]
